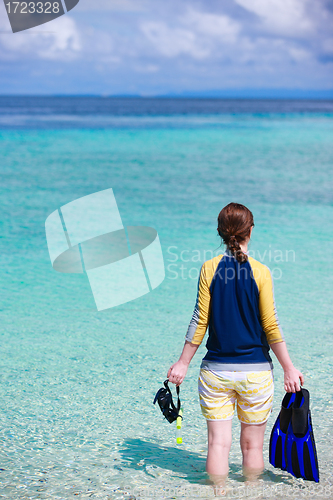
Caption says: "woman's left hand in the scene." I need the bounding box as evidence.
[284,366,305,392]
[167,360,189,386]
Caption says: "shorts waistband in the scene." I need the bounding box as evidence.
[200,360,273,372]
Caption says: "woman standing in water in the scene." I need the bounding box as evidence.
[168,202,304,485]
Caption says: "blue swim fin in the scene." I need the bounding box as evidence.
[285,388,319,482]
[269,392,296,471]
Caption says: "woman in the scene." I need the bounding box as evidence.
[167,202,304,483]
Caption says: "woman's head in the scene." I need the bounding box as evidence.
[217,202,254,263]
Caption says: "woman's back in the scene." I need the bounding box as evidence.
[186,249,284,367]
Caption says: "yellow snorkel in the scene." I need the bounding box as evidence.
[176,407,183,444]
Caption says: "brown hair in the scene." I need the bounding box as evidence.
[217,202,254,263]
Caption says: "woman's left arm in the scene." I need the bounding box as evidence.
[167,341,200,386]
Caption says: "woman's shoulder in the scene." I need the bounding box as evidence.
[201,254,224,279]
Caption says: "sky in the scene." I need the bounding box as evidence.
[0,0,332,96]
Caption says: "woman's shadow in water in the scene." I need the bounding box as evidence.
[118,438,241,483]
[118,438,291,486]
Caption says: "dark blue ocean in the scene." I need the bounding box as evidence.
[1,97,333,499]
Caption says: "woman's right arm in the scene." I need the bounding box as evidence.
[167,262,212,385]
[167,341,200,386]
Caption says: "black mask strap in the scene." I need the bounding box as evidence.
[164,379,181,416]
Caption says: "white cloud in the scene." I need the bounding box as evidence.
[75,0,149,12]
[140,21,210,59]
[134,63,159,73]
[183,8,240,42]
[288,46,311,61]
[38,17,81,60]
[0,15,81,61]
[234,0,313,36]
[140,8,241,60]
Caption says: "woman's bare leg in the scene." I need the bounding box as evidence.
[206,420,232,496]
[206,419,233,476]
[240,421,267,479]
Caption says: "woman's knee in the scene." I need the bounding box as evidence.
[207,420,233,450]
[240,436,262,454]
[240,422,266,452]
[208,436,232,453]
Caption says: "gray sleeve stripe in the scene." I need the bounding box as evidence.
[185,298,200,342]
[185,265,202,342]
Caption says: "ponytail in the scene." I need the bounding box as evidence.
[217,203,254,263]
[228,235,247,264]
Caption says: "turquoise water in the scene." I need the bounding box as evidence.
[1,99,333,499]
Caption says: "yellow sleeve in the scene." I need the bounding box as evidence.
[258,265,284,345]
[185,262,212,346]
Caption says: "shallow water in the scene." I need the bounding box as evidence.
[0,97,333,499]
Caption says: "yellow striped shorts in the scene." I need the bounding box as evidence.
[198,369,274,424]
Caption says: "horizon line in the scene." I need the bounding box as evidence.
[0,91,333,100]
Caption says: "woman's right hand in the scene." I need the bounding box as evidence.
[284,366,305,392]
[167,360,189,386]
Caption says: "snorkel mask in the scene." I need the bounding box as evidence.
[153,379,182,424]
